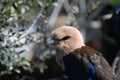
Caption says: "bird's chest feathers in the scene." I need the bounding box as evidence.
[62,54,84,73]
[61,53,96,80]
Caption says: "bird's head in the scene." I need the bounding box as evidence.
[49,26,85,53]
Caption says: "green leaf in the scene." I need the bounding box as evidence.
[109,0,120,6]
[14,69,21,73]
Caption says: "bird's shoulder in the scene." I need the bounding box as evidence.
[74,46,102,56]
[73,46,116,80]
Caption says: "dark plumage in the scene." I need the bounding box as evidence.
[110,5,120,46]
[49,26,116,80]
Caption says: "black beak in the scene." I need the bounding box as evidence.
[48,38,59,45]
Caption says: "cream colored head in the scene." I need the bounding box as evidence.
[50,26,85,53]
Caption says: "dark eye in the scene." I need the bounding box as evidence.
[61,36,70,40]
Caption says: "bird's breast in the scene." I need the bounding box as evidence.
[62,54,93,80]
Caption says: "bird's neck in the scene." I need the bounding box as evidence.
[63,42,85,54]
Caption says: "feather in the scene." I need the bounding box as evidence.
[49,26,116,80]
[75,46,116,80]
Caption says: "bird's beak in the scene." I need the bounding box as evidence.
[48,38,59,45]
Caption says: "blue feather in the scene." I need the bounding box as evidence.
[88,63,95,75]
[62,54,95,80]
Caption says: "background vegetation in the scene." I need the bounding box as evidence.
[0,0,120,80]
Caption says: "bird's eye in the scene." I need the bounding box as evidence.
[61,36,70,40]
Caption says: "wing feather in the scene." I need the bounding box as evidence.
[75,46,116,80]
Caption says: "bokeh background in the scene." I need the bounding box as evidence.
[0,0,120,80]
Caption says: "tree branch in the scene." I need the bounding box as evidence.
[46,0,65,30]
[0,1,46,49]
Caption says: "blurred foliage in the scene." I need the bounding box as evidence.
[0,0,113,78]
[0,0,57,76]
[109,0,120,6]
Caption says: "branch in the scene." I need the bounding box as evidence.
[0,1,45,49]
[20,5,45,38]
[46,0,65,30]
[63,0,79,28]
[112,51,120,80]
[86,1,108,22]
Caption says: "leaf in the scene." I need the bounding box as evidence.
[14,69,21,73]
[39,62,48,73]
[109,0,120,6]
[19,60,30,66]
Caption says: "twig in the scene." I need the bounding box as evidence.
[63,0,87,41]
[0,1,46,49]
[86,1,108,22]
[79,0,86,13]
[46,0,65,30]
[112,55,120,72]
[20,4,45,38]
[63,0,79,28]
[112,51,120,80]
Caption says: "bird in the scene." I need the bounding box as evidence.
[48,26,116,80]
